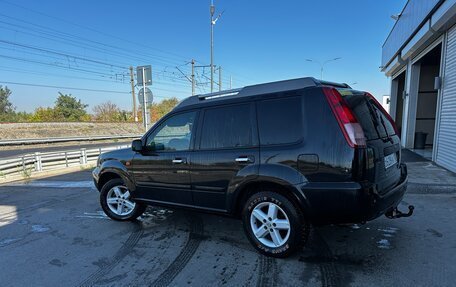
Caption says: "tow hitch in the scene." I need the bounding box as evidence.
[385,205,414,219]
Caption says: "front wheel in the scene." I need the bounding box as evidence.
[242,191,308,257]
[100,178,146,221]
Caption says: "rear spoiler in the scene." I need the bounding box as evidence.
[317,80,351,89]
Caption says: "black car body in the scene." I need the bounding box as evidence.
[93,77,409,257]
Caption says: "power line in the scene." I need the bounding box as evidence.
[0,65,129,84]
[0,1,190,63]
[0,14,188,68]
[0,20,177,69]
[0,45,127,76]
[0,44,193,87]
[0,2,253,96]
[0,39,127,69]
[1,81,130,94]
[0,54,119,77]
[0,2,256,85]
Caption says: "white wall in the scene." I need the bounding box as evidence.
[382,95,391,114]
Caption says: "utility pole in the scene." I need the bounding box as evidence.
[129,66,137,122]
[230,75,232,89]
[210,1,215,92]
[191,59,195,96]
[218,66,222,91]
[142,66,149,130]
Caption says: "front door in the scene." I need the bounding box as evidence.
[131,111,198,205]
[190,102,259,211]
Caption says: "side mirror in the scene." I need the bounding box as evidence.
[131,139,143,152]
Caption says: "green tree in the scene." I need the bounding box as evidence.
[150,97,179,122]
[29,107,57,122]
[54,92,88,121]
[0,85,14,113]
[0,85,17,122]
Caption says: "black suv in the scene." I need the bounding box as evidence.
[93,77,409,257]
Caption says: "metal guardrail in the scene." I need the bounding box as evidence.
[0,144,130,179]
[0,134,142,146]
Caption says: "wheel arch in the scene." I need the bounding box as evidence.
[231,179,310,219]
[96,160,135,192]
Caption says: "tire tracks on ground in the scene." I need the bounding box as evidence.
[129,228,177,286]
[150,214,204,287]
[256,255,278,287]
[79,222,144,287]
[311,229,344,287]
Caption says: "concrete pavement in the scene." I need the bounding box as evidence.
[0,170,455,286]
[403,149,456,193]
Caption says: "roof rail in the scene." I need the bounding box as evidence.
[197,88,243,100]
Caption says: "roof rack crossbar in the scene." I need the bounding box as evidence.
[197,88,243,100]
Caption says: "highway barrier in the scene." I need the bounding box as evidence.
[0,134,141,146]
[0,144,130,180]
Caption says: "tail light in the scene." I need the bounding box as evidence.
[365,92,399,136]
[323,87,366,148]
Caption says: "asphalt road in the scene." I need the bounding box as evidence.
[0,171,455,287]
[0,141,132,159]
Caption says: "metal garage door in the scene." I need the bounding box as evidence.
[436,25,456,172]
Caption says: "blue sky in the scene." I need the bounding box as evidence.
[0,0,406,113]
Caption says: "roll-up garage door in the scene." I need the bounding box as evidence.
[436,25,456,172]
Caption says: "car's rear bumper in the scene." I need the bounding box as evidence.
[299,164,408,225]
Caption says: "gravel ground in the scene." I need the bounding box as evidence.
[0,122,144,139]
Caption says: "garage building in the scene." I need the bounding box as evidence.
[382,0,456,172]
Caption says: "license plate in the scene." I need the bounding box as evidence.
[384,153,397,169]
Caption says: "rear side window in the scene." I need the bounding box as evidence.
[257,96,303,145]
[200,103,253,149]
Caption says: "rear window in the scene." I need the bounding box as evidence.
[338,89,396,140]
[257,96,303,145]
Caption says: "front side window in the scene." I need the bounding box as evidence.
[200,104,252,149]
[146,111,196,151]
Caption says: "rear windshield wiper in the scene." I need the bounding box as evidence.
[364,98,383,139]
[368,98,392,141]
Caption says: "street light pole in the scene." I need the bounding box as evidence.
[306,57,341,80]
[210,1,224,93]
[210,1,215,92]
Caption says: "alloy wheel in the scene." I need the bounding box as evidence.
[106,185,136,216]
[250,202,291,248]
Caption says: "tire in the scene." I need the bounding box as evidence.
[242,191,309,258]
[100,178,146,221]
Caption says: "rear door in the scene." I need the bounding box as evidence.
[190,102,259,211]
[339,89,402,194]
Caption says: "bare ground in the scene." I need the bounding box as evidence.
[0,122,144,140]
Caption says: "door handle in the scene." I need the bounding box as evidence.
[172,158,186,164]
[235,156,252,163]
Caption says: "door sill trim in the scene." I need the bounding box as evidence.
[133,197,228,214]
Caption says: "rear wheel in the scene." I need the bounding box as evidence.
[100,178,146,221]
[242,191,308,257]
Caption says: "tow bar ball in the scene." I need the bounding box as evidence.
[385,205,415,219]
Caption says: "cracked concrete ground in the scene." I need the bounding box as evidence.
[0,171,455,287]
